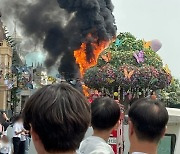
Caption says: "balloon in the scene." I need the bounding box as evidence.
[114,92,118,97]
[150,39,162,52]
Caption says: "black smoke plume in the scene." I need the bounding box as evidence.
[1,0,116,80]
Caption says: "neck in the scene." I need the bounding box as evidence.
[93,129,112,142]
[129,140,158,154]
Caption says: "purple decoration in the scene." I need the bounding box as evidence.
[150,39,162,52]
[133,51,144,63]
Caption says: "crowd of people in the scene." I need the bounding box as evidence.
[0,83,169,154]
[0,113,31,154]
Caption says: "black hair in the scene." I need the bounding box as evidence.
[128,98,169,142]
[91,97,120,130]
[12,114,22,123]
[22,83,90,153]
[129,98,138,106]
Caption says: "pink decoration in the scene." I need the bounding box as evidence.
[150,39,162,52]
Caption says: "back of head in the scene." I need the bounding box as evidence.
[91,97,120,131]
[128,98,169,142]
[13,114,22,123]
[22,83,90,153]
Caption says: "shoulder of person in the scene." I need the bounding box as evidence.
[88,148,114,154]
[79,148,114,154]
[79,138,114,154]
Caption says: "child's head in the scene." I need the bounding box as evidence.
[91,97,120,131]
[1,135,9,143]
[22,83,90,153]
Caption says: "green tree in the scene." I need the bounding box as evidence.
[160,79,180,107]
[84,32,172,108]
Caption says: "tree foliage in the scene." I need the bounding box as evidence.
[160,79,180,107]
[84,32,172,99]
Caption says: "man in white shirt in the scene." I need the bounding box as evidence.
[12,115,25,154]
[128,98,169,154]
[79,97,120,154]
[19,121,27,154]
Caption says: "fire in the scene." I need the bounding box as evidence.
[74,34,111,97]
[82,84,90,97]
[74,39,110,77]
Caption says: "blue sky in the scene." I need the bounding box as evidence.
[112,0,180,79]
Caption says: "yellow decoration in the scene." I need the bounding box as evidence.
[114,92,118,97]
[163,64,171,75]
[107,78,115,83]
[171,78,175,84]
[101,52,111,62]
[124,68,134,79]
[143,40,151,49]
[48,76,56,82]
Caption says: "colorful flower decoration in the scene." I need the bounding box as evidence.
[84,32,172,95]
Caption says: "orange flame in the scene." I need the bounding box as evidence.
[74,39,110,77]
[74,34,112,97]
[82,85,90,97]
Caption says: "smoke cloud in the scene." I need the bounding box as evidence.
[0,0,117,80]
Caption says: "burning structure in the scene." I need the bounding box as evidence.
[1,0,117,90]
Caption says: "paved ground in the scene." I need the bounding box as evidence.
[29,142,36,154]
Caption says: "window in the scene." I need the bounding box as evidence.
[158,134,176,154]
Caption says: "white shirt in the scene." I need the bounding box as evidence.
[79,136,114,154]
[13,122,23,138]
[0,142,11,154]
[21,132,26,141]
[84,127,93,139]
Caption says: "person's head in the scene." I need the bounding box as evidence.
[91,97,120,132]
[128,98,169,144]
[129,98,138,106]
[22,83,90,154]
[13,114,22,123]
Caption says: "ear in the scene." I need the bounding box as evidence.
[30,124,40,142]
[113,120,120,130]
[128,119,134,136]
[161,126,167,138]
[30,124,45,154]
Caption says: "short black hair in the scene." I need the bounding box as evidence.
[22,83,90,153]
[129,98,138,106]
[128,98,169,142]
[13,114,22,123]
[91,97,120,130]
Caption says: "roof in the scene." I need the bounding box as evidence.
[0,13,5,42]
